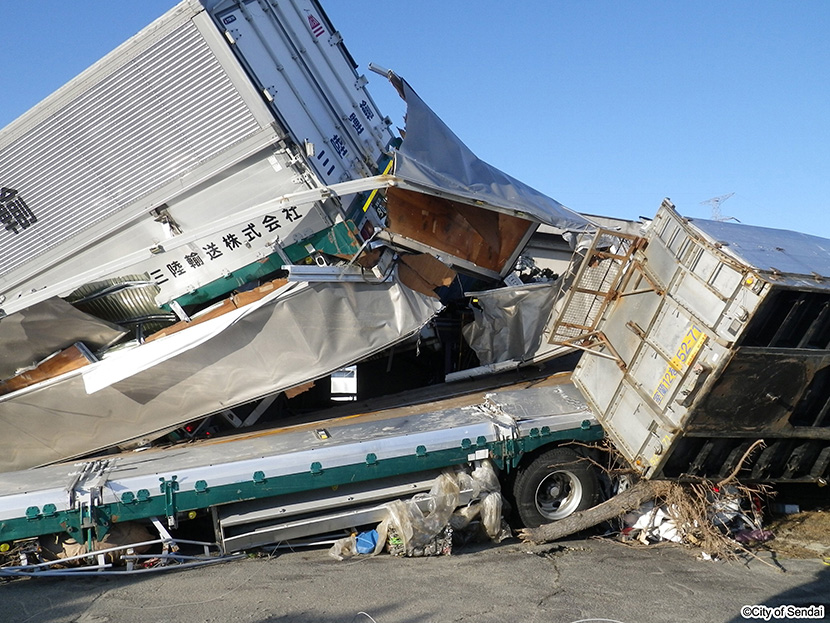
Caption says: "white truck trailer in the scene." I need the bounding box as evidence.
[550,199,830,484]
[0,0,394,319]
[0,0,592,472]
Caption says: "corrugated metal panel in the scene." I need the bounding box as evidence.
[0,19,263,278]
[66,275,174,333]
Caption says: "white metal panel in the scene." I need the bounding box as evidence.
[692,216,830,282]
[0,18,266,282]
[210,0,392,184]
[671,270,725,329]
[0,279,442,472]
[572,348,625,416]
[0,145,331,311]
[602,384,662,461]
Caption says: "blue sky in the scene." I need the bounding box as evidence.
[2,1,828,238]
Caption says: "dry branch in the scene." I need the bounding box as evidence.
[518,479,674,544]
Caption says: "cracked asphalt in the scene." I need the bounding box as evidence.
[2,538,827,623]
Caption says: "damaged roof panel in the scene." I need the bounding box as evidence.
[689,216,830,285]
[392,78,593,232]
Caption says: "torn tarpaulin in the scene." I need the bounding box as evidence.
[393,78,592,232]
[463,282,570,366]
[362,73,595,279]
[0,297,126,380]
[0,279,442,472]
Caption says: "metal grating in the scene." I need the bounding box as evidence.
[0,19,263,279]
[548,230,640,348]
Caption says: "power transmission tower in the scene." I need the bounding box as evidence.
[700,192,738,222]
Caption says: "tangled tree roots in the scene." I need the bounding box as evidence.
[519,476,775,565]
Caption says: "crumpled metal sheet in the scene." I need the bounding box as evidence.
[0,279,442,472]
[394,79,592,232]
[0,298,126,379]
[462,283,559,365]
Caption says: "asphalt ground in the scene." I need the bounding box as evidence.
[2,537,827,623]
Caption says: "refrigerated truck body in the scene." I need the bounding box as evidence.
[0,0,393,318]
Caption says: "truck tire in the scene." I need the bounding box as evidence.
[512,447,599,528]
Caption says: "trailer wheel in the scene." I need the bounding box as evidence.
[512,447,599,528]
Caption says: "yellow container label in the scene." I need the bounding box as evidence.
[651,324,706,406]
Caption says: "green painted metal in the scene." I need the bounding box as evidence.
[169,221,364,308]
[282,220,363,263]
[169,254,285,308]
[0,424,605,545]
[516,424,604,460]
[160,476,179,520]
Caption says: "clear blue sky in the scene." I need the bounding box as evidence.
[2,1,829,238]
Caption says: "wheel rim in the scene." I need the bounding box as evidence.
[534,469,583,521]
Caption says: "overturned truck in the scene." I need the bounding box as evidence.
[0,0,590,472]
[0,0,605,572]
[0,0,827,574]
[550,199,830,483]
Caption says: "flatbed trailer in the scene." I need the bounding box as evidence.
[0,371,603,571]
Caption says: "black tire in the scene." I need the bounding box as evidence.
[512,447,599,528]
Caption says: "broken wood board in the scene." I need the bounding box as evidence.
[385,186,534,276]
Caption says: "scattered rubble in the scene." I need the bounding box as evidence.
[0,0,827,579]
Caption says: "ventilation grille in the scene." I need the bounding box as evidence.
[0,19,262,278]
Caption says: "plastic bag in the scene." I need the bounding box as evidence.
[328,534,358,561]
[470,460,501,495]
[384,471,460,556]
[330,460,510,560]
[355,530,379,554]
[480,491,510,542]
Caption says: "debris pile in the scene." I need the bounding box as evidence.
[0,0,827,579]
[330,461,510,560]
[519,475,785,562]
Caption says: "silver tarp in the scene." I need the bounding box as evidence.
[0,298,126,379]
[463,282,563,365]
[0,279,441,472]
[393,79,592,231]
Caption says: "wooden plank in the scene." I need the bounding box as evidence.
[0,343,95,396]
[398,253,456,298]
[386,187,533,274]
[145,279,288,343]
